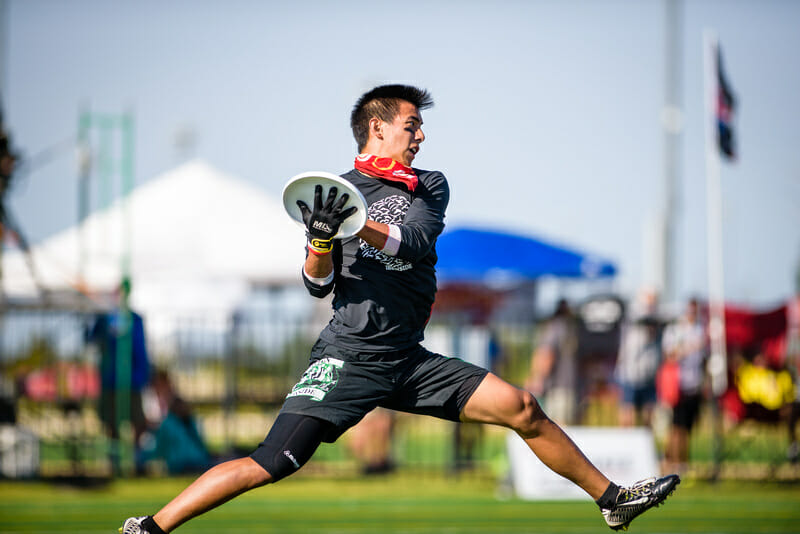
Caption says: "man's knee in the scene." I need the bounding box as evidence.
[513,390,549,438]
[249,413,330,482]
[229,456,274,489]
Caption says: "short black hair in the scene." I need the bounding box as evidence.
[350,84,433,152]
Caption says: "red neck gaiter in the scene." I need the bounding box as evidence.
[354,154,418,192]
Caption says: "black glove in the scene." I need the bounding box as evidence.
[297,185,358,254]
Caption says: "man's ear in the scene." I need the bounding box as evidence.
[368,117,383,140]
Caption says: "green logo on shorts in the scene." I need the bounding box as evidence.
[287,357,344,401]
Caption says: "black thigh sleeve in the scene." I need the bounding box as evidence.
[249,413,330,482]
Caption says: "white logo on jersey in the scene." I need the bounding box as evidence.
[360,195,412,271]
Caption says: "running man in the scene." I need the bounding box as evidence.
[121,84,678,533]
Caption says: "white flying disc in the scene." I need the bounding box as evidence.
[282,171,368,239]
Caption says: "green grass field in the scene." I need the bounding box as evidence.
[1,473,799,534]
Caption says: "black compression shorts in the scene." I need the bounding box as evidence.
[279,340,489,443]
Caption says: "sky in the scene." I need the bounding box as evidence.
[2,0,799,309]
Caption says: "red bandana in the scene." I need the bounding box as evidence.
[354,154,418,192]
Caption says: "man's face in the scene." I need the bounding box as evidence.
[687,301,698,321]
[376,101,425,165]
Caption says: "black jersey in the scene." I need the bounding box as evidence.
[303,168,449,352]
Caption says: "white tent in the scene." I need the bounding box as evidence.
[1,160,307,331]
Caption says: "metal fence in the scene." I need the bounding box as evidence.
[0,305,523,480]
[1,304,796,483]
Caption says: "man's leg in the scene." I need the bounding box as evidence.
[672,426,690,471]
[460,373,679,531]
[152,457,271,532]
[124,414,329,533]
[460,373,610,499]
[618,402,636,427]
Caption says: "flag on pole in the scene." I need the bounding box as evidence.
[703,29,729,397]
[716,47,736,159]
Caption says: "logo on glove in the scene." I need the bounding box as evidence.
[312,220,333,233]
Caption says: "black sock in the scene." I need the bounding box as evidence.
[595,482,620,509]
[142,516,167,534]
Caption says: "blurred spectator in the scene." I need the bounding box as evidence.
[0,374,17,424]
[614,289,663,427]
[453,328,502,471]
[660,298,708,474]
[733,352,794,416]
[347,408,395,474]
[526,298,580,425]
[143,368,176,425]
[87,279,151,475]
[145,396,212,475]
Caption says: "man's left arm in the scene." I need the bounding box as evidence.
[357,219,393,250]
[297,184,355,297]
[302,249,336,298]
[357,172,449,261]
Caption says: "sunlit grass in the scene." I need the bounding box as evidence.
[1,473,798,533]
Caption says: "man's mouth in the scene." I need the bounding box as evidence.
[410,146,419,155]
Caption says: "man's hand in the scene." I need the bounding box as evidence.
[297,185,357,254]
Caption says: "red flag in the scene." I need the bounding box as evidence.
[717,47,737,159]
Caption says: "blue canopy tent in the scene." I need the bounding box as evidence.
[435,227,617,285]
[431,226,618,324]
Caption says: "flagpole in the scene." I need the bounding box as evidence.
[660,0,682,306]
[703,29,729,479]
[703,30,728,397]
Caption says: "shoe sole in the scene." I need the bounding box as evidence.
[610,476,681,531]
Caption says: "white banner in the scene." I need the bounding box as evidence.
[506,426,659,500]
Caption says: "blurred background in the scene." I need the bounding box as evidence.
[0,0,798,497]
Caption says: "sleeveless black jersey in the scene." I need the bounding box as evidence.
[303,168,449,352]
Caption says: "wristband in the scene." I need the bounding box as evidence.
[308,237,333,255]
[302,266,334,286]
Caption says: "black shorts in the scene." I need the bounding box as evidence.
[279,340,489,443]
[672,392,702,430]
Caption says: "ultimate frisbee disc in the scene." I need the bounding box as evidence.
[282,171,368,239]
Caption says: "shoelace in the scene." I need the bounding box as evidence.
[618,478,655,503]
